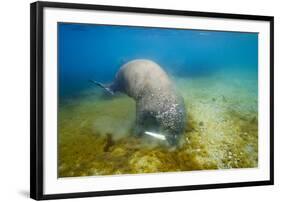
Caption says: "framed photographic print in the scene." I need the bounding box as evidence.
[30,1,274,200]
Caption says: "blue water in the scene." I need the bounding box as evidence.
[58,23,259,176]
[58,23,258,100]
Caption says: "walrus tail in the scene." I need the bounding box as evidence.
[89,80,114,95]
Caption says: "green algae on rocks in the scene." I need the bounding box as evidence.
[58,73,258,177]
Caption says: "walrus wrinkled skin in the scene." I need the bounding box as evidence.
[92,59,186,146]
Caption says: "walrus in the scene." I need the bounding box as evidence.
[91,59,186,146]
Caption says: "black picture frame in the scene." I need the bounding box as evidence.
[30,1,274,200]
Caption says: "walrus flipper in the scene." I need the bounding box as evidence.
[89,80,115,95]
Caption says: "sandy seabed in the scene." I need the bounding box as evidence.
[58,70,258,177]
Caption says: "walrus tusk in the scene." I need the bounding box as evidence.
[144,131,167,141]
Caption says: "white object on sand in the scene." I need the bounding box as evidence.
[144,131,167,141]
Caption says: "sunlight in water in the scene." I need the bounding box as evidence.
[58,23,258,177]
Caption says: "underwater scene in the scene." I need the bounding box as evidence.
[58,23,258,177]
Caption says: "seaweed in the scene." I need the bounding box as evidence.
[58,75,258,177]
